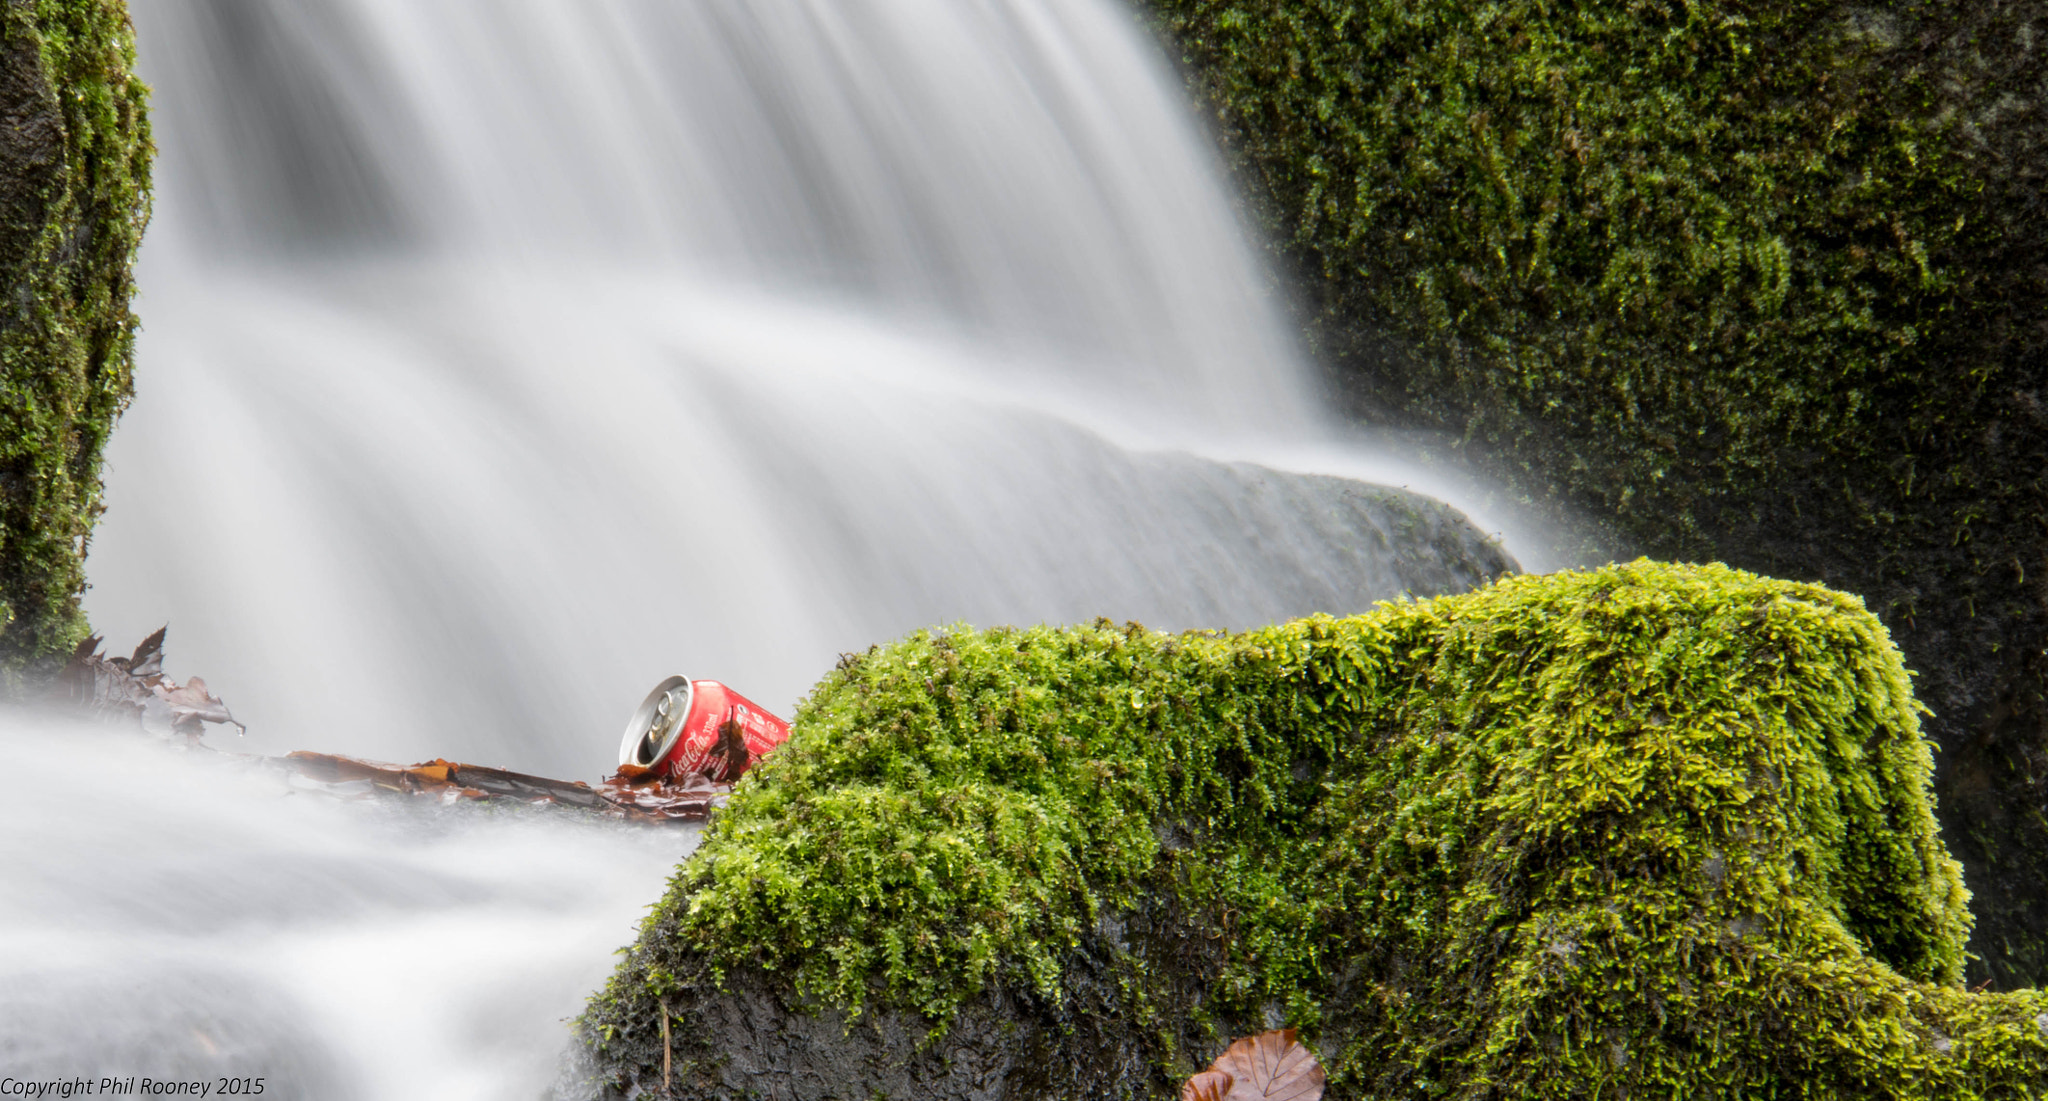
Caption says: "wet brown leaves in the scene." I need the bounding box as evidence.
[281,751,725,821]
[51,629,727,826]
[57,627,245,739]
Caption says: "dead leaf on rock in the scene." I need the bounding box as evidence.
[1181,1068,1234,1101]
[152,674,247,735]
[57,626,249,740]
[1199,1029,1323,1101]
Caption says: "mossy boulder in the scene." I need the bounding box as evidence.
[576,562,2048,1099]
[0,0,149,685]
[1140,0,2048,987]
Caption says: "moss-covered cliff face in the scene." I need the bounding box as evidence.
[578,563,2048,1100]
[1141,0,2048,986]
[0,0,148,686]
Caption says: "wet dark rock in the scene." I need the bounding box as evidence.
[571,894,1232,1101]
[0,16,63,287]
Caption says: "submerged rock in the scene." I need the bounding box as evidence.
[574,562,2048,1099]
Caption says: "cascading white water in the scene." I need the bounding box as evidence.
[1,0,1531,1095]
[78,0,1532,777]
[130,0,1313,425]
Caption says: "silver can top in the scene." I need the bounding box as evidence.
[617,675,694,769]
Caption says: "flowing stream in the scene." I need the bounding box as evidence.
[5,0,1533,1096]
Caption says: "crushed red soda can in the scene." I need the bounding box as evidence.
[616,675,790,783]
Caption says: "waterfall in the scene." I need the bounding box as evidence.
[4,0,1526,1094]
[79,0,1522,777]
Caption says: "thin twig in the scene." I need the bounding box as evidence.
[660,997,674,1099]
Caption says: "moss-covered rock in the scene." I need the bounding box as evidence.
[0,0,149,686]
[576,562,2048,1099]
[1140,0,2048,987]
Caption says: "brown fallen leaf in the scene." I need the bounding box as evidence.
[1202,1029,1323,1101]
[56,627,250,743]
[702,713,751,783]
[128,626,167,678]
[152,674,248,735]
[1181,1068,1234,1101]
[56,633,154,716]
[611,761,659,784]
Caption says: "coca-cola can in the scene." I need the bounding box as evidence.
[616,675,791,783]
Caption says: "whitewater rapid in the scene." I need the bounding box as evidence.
[0,712,697,1099]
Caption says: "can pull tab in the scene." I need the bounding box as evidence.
[636,689,680,766]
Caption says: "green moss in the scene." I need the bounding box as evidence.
[1142,0,2039,564]
[588,562,2048,1096]
[0,0,150,683]
[1141,0,2048,987]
